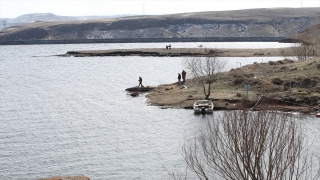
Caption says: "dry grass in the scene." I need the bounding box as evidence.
[146,57,320,112]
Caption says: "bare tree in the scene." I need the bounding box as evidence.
[183,57,227,100]
[290,43,314,60]
[178,102,320,180]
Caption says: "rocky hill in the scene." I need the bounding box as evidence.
[1,8,320,42]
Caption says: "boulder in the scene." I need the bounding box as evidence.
[300,78,317,88]
[233,78,245,85]
[280,66,287,70]
[272,78,283,85]
[284,81,296,87]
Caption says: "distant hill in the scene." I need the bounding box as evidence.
[1,8,320,42]
[0,13,129,30]
[282,23,320,44]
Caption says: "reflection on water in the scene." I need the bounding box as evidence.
[0,42,318,180]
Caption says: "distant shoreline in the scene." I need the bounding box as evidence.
[58,47,292,57]
[0,37,286,45]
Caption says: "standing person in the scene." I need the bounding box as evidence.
[138,77,142,87]
[178,73,181,83]
[182,70,186,83]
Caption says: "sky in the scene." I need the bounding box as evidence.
[0,0,320,18]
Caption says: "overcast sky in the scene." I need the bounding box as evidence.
[1,0,320,18]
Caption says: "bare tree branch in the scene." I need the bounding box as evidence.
[181,101,320,180]
[183,57,228,100]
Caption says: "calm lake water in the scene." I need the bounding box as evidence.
[0,42,319,180]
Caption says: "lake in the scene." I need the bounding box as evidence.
[0,42,319,180]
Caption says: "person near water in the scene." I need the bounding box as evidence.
[182,70,186,82]
[138,77,142,87]
[178,73,181,83]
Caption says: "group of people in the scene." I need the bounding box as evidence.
[137,70,186,87]
[178,70,186,84]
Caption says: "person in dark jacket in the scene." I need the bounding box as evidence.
[138,77,142,87]
[182,70,186,82]
[178,73,181,83]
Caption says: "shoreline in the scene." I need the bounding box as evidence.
[145,82,315,113]
[59,47,293,57]
[57,46,318,113]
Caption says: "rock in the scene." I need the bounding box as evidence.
[277,60,284,64]
[284,80,296,88]
[269,61,276,65]
[186,95,194,100]
[272,78,283,85]
[283,96,297,103]
[300,78,317,87]
[243,73,255,77]
[280,66,287,70]
[290,67,298,70]
[317,64,320,68]
[233,78,245,85]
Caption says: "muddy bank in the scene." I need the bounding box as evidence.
[58,48,293,57]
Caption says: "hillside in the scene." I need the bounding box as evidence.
[0,13,127,30]
[283,22,320,44]
[1,8,320,42]
[146,57,320,113]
